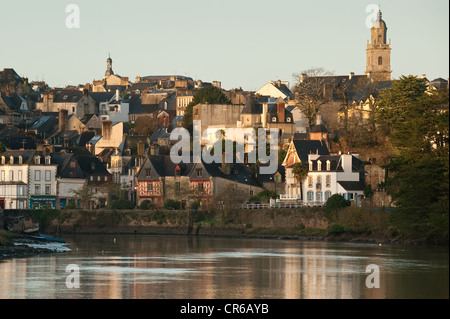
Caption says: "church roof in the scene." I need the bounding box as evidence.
[241,97,259,114]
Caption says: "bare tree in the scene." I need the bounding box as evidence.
[292,67,334,131]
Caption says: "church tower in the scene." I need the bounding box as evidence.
[365,10,391,81]
[105,54,114,77]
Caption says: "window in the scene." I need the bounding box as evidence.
[9,171,14,181]
[307,190,313,202]
[45,156,51,164]
[378,56,382,65]
[145,169,150,177]
[97,176,101,181]
[326,160,331,171]
[316,192,322,202]
[18,170,22,181]
[35,184,41,195]
[325,191,332,201]
[18,156,23,164]
[198,183,204,191]
[147,183,153,192]
[35,156,40,164]
[317,161,322,171]
[175,167,181,177]
[272,117,277,122]
[309,161,313,171]
[90,176,93,181]
[316,176,322,190]
[326,175,331,188]
[104,176,108,181]
[275,174,281,183]
[10,156,14,164]
[1,170,4,181]
[249,189,254,196]
[1,157,4,164]
[45,185,51,195]
[308,176,313,188]
[35,170,41,181]
[45,170,51,181]
[286,117,291,122]
[175,182,181,194]
[196,169,202,177]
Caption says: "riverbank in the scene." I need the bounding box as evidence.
[0,206,445,261]
[0,231,56,260]
[28,207,440,246]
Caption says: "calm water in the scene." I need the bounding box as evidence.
[0,234,448,299]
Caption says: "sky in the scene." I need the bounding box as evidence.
[0,0,448,91]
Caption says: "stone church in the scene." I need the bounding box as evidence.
[365,10,392,81]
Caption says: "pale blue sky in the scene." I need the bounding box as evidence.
[0,0,448,90]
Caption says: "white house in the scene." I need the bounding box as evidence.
[0,153,30,209]
[303,153,364,205]
[255,80,293,100]
[28,154,58,209]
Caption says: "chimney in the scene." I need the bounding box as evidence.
[277,101,285,123]
[349,72,354,80]
[150,143,159,156]
[102,119,113,140]
[300,73,307,83]
[341,154,353,172]
[261,103,268,128]
[277,79,281,87]
[221,152,231,175]
[58,109,68,132]
[137,140,145,157]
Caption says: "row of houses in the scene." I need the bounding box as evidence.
[0,150,111,210]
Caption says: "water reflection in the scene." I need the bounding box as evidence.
[0,235,448,299]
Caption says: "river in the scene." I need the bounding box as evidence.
[0,234,448,299]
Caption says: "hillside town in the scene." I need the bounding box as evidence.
[0,10,447,212]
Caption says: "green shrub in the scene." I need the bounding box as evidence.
[164,199,184,210]
[324,194,348,221]
[110,199,135,210]
[152,211,167,224]
[140,200,155,210]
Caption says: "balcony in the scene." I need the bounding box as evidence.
[279,194,301,201]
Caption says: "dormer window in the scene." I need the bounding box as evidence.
[35,156,40,165]
[18,156,23,165]
[10,156,14,164]
[272,117,277,122]
[196,168,202,177]
[317,160,322,171]
[326,160,331,171]
[91,162,95,171]
[45,156,51,165]
[309,161,313,171]
[286,117,291,122]
[1,156,5,165]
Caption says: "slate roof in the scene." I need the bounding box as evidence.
[0,150,36,164]
[292,139,330,163]
[338,181,365,191]
[52,90,84,103]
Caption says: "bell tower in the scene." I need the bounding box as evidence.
[365,10,391,81]
[105,54,114,77]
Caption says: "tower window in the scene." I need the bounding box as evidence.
[378,56,383,66]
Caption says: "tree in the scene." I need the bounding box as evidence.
[376,76,449,242]
[134,116,158,136]
[291,162,308,200]
[0,142,5,153]
[182,85,232,134]
[292,67,333,131]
